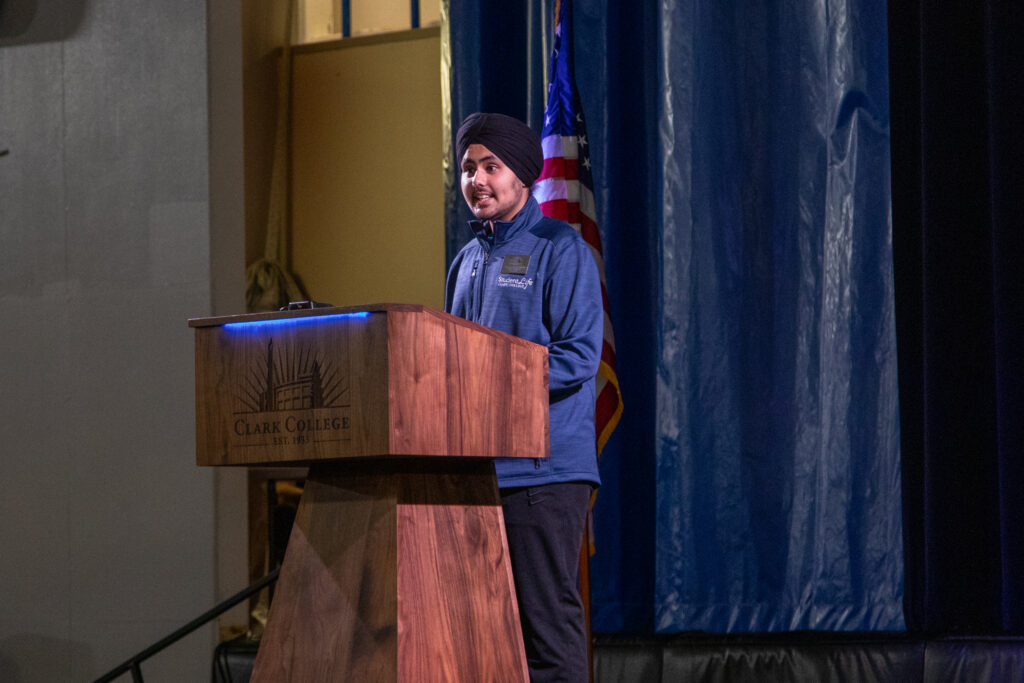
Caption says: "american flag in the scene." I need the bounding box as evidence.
[534,0,622,455]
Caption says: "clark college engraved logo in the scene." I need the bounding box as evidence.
[231,338,351,447]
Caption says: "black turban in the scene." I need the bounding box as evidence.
[456,112,543,186]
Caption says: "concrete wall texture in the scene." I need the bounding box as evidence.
[0,0,218,679]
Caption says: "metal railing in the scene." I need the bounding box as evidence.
[92,569,279,683]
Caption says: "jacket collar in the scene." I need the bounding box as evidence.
[469,195,542,249]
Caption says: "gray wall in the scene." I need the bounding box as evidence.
[0,0,227,679]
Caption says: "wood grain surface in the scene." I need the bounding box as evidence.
[193,309,390,465]
[192,305,548,466]
[251,464,398,682]
[193,306,539,680]
[387,309,449,455]
[395,461,528,682]
[250,460,529,682]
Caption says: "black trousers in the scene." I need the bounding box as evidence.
[501,483,592,683]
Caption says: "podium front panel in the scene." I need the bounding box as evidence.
[194,311,390,466]
[192,305,548,466]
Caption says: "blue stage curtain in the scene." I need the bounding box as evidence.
[446,0,903,633]
[888,2,1024,634]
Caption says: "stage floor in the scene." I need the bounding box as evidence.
[593,632,1024,682]
[215,631,1024,682]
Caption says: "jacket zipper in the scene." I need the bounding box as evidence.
[471,247,490,321]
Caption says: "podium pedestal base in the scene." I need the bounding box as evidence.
[251,459,529,682]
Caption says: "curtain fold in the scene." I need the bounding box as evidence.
[447,0,903,633]
[651,0,901,632]
[888,2,1024,634]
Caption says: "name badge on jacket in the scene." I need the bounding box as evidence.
[501,255,531,275]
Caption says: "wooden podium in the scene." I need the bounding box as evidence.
[189,304,548,682]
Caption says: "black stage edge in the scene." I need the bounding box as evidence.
[214,632,1024,682]
[592,632,1024,682]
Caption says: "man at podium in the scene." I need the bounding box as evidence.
[445,112,603,683]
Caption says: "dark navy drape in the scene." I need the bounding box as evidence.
[445,0,903,633]
[889,2,1024,634]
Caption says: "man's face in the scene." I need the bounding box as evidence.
[460,143,530,225]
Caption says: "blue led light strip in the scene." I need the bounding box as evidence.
[222,312,371,330]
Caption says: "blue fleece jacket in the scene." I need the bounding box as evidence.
[445,196,603,488]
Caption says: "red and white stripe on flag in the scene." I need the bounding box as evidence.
[535,134,623,454]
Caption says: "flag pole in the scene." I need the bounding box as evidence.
[550,1,594,673]
[537,2,621,678]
